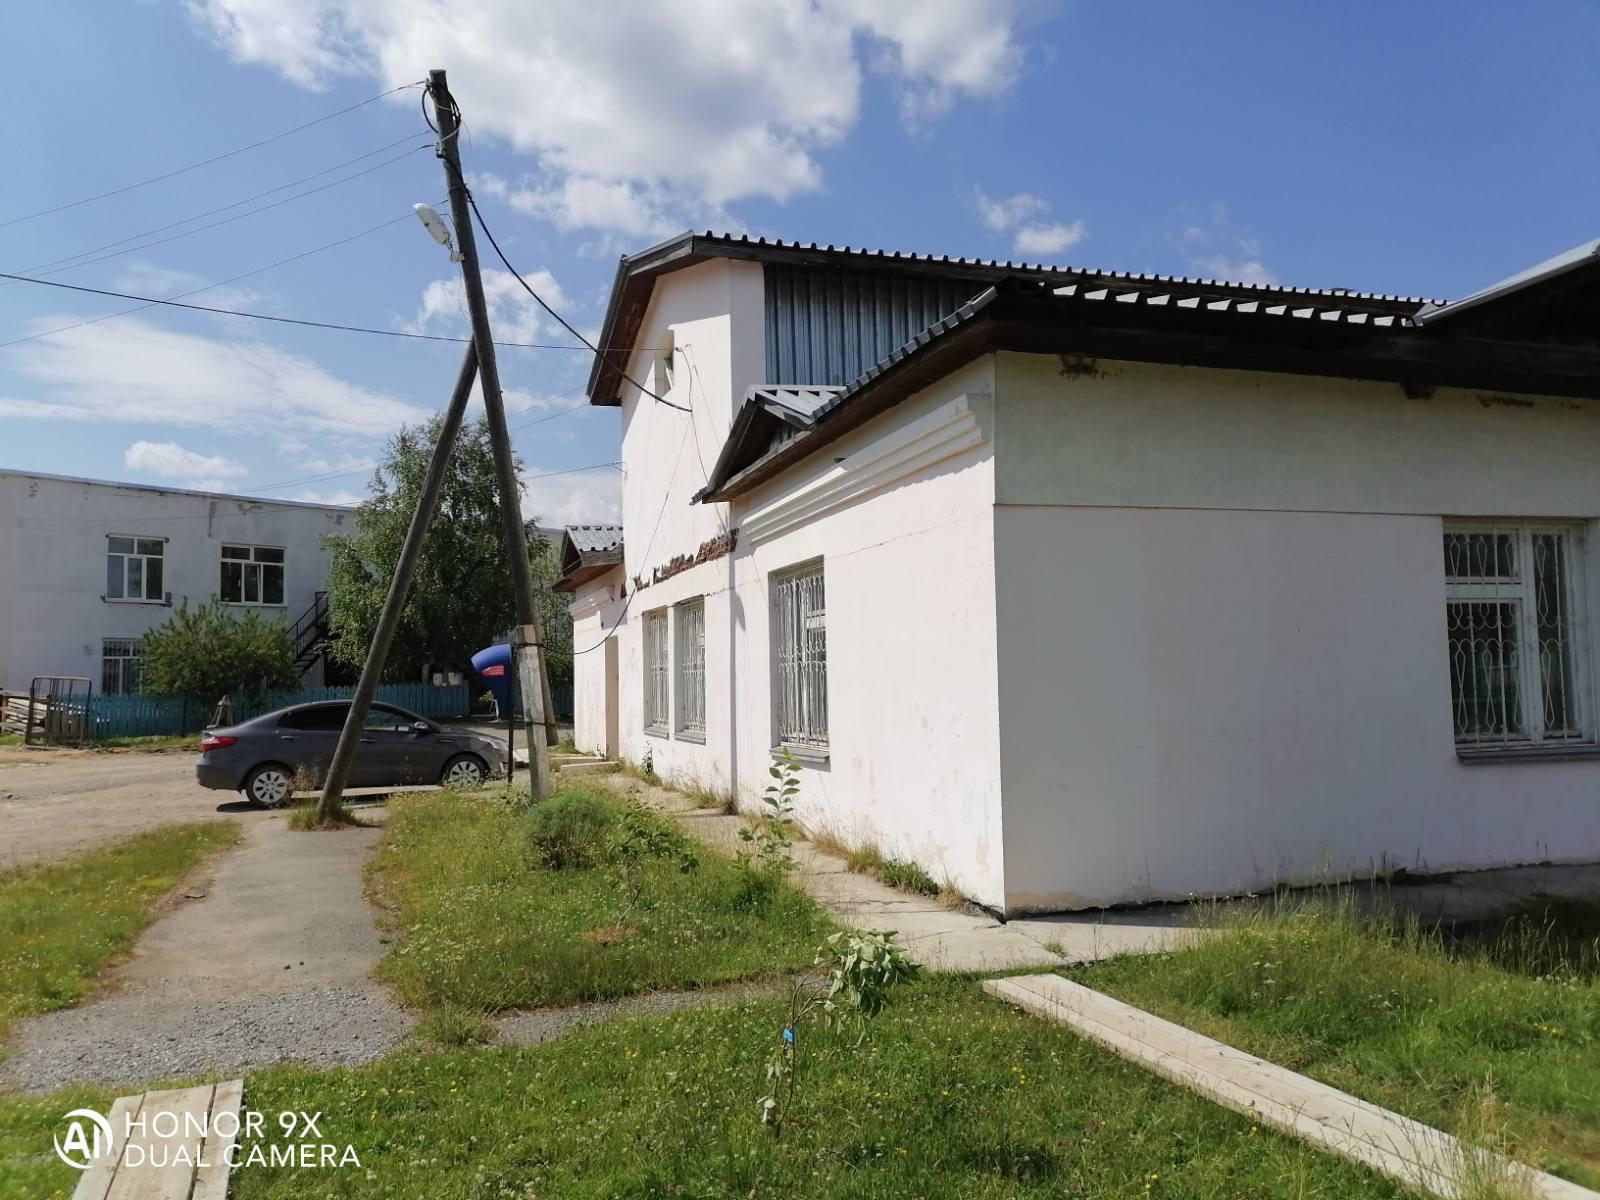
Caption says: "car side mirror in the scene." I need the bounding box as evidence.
[410,722,431,735]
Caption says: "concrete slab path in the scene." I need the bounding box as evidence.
[603,775,1196,972]
[985,973,1597,1200]
[2,813,412,1093]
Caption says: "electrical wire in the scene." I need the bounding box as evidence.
[5,133,435,285]
[0,268,644,353]
[2,82,426,228]
[430,139,692,414]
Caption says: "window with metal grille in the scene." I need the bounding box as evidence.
[220,544,286,605]
[1444,522,1591,752]
[106,535,164,602]
[102,638,143,695]
[675,597,706,739]
[643,608,670,734]
[771,560,827,750]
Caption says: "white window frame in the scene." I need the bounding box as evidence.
[105,534,165,603]
[102,638,143,695]
[220,544,287,607]
[643,608,671,736]
[770,559,828,754]
[1444,519,1593,754]
[674,597,706,741]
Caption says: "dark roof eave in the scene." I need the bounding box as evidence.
[701,289,1600,502]
[552,552,623,594]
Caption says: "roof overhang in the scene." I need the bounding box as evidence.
[553,552,622,594]
[700,275,1600,503]
[1413,238,1600,328]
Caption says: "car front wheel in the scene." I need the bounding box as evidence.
[440,754,487,789]
[243,764,293,808]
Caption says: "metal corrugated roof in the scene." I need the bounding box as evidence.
[1413,238,1600,326]
[565,524,623,554]
[746,385,846,422]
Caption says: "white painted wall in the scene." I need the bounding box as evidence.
[569,571,624,757]
[0,472,351,693]
[992,354,1600,910]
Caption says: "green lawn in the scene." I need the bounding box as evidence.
[1082,895,1600,1188]
[0,823,239,1198]
[227,976,1405,1200]
[370,785,830,1012]
[0,822,241,1041]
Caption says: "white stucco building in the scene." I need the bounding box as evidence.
[0,471,352,695]
[557,233,1600,914]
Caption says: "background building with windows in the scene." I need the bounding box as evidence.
[0,470,352,695]
[567,232,1600,914]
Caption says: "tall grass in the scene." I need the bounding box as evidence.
[1085,890,1600,1188]
[370,785,831,1011]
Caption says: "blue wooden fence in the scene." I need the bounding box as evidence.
[90,683,472,739]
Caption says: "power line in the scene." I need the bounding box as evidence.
[446,158,691,414]
[0,268,643,353]
[2,82,425,227]
[5,134,435,284]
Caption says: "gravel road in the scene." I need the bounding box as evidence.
[0,747,259,870]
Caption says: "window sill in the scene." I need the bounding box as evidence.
[675,730,707,744]
[643,726,670,740]
[1457,743,1600,764]
[102,596,166,605]
[772,743,829,765]
[222,602,287,609]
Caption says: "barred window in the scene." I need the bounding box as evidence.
[106,535,164,601]
[102,639,143,695]
[643,608,670,734]
[1445,522,1590,751]
[771,560,827,751]
[675,597,706,739]
[220,544,285,606]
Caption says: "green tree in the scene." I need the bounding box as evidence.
[324,415,565,681]
[141,599,299,703]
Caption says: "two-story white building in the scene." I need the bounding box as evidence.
[558,233,1600,915]
[0,471,352,695]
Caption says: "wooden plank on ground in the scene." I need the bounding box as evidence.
[191,1078,244,1200]
[983,974,1598,1200]
[113,1084,214,1200]
[70,1092,144,1200]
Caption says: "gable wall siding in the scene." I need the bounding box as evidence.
[763,265,977,386]
[990,353,1600,911]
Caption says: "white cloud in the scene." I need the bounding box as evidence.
[1174,205,1277,285]
[185,0,1030,231]
[8,317,428,437]
[1013,220,1085,257]
[519,464,621,527]
[407,267,566,345]
[974,189,1086,260]
[125,440,247,481]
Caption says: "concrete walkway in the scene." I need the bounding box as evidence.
[2,813,412,1093]
[985,974,1597,1200]
[603,775,1197,972]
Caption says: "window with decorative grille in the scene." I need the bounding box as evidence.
[643,609,670,734]
[771,560,827,751]
[675,597,706,739]
[102,638,143,695]
[1444,522,1591,752]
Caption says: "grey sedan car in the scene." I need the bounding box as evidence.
[196,701,509,806]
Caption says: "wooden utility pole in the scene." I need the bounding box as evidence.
[429,68,552,800]
[317,344,480,818]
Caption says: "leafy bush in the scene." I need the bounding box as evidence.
[140,598,298,704]
[526,788,617,869]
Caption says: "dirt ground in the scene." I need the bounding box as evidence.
[0,746,264,871]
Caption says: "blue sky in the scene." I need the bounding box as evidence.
[2,2,1596,525]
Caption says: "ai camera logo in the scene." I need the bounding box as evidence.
[55,1107,113,1170]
